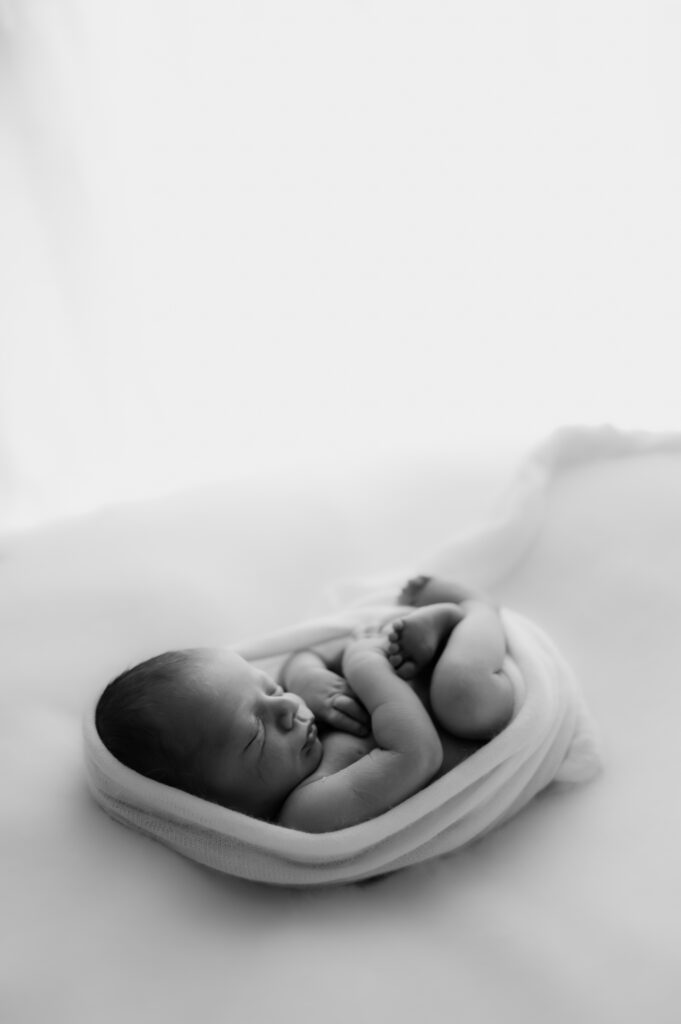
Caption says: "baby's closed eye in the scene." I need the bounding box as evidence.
[244,719,263,753]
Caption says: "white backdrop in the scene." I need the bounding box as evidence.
[1,0,680,529]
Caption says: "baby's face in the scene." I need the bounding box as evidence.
[174,650,322,820]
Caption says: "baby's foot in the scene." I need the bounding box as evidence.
[399,575,481,608]
[387,604,462,680]
[397,575,433,606]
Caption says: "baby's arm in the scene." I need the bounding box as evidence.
[278,636,443,832]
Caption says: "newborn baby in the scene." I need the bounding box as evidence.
[95,577,515,832]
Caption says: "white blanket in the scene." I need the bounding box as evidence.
[83,606,599,885]
[80,427,650,886]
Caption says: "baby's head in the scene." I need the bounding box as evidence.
[95,648,323,821]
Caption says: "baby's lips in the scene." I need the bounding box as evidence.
[302,719,318,752]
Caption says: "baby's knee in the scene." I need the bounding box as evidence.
[430,662,479,733]
[430,662,512,741]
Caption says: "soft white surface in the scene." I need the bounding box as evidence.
[2,440,681,1022]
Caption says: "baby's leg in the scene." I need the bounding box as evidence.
[429,601,514,741]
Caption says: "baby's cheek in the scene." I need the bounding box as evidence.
[311,742,324,771]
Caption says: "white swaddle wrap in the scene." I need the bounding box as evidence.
[83,605,599,885]
[84,426,680,885]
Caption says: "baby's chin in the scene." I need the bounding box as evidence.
[303,731,324,774]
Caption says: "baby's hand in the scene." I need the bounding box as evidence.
[303,668,371,737]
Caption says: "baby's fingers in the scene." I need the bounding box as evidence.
[330,695,371,735]
[333,694,370,725]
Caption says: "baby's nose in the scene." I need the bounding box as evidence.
[272,691,306,729]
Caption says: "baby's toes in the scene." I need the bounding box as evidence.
[388,619,405,641]
[387,625,403,654]
[388,652,403,669]
[394,659,417,680]
[390,651,415,676]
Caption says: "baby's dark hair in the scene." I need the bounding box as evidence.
[95,649,211,797]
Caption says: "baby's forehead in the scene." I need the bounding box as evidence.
[183,647,247,675]
[168,656,261,750]
[171,648,237,686]
[158,672,225,745]
[175,650,258,708]
[152,653,226,719]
